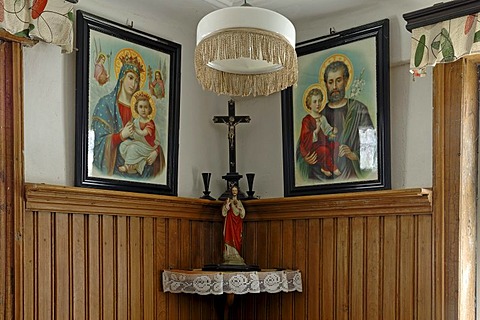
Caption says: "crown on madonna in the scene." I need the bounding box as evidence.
[120,53,145,74]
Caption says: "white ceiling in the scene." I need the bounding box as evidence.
[97,0,432,29]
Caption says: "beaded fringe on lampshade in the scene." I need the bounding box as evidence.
[195,28,298,97]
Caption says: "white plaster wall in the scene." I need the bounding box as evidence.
[234,0,436,195]
[24,0,229,199]
[24,0,435,199]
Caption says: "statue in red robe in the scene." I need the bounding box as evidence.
[222,185,245,265]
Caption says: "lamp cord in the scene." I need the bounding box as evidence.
[241,0,252,7]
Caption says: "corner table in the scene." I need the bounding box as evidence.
[162,268,302,319]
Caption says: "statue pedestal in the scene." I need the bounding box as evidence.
[218,172,246,200]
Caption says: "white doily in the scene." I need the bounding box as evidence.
[163,269,302,295]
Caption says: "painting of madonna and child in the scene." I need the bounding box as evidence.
[282,20,390,196]
[75,12,180,196]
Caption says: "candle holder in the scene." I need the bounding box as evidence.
[246,173,257,199]
[200,172,215,200]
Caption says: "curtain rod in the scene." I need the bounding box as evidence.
[403,0,480,32]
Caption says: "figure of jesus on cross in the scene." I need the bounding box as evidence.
[213,99,250,200]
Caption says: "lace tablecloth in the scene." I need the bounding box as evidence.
[162,269,302,295]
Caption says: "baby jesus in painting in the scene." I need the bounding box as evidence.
[298,84,341,177]
[118,91,164,175]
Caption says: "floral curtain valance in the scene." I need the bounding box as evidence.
[410,14,480,76]
[0,0,74,52]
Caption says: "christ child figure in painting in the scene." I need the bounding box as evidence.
[298,85,341,177]
[118,91,165,175]
[222,185,246,265]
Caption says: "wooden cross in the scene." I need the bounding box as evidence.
[213,99,251,174]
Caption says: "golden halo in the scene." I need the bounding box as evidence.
[318,53,354,91]
[302,83,327,115]
[114,48,147,89]
[130,91,156,121]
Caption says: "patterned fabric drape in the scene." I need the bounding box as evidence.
[410,13,480,76]
[0,0,74,52]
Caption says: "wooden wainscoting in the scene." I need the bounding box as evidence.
[20,184,433,319]
[239,189,433,320]
[21,183,224,320]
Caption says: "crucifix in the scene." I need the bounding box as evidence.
[213,99,251,200]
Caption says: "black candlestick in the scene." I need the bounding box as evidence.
[246,173,256,199]
[200,172,215,200]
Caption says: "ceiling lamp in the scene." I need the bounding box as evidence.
[195,1,298,97]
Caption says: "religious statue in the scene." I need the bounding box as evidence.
[222,185,245,265]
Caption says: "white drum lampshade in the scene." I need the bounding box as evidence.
[195,5,298,97]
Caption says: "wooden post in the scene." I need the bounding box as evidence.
[433,56,479,320]
[0,36,27,319]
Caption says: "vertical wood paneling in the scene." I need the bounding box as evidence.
[180,220,191,268]
[190,221,204,320]
[281,220,294,319]
[129,217,142,318]
[350,218,365,320]
[116,216,128,320]
[21,186,433,320]
[143,217,155,320]
[102,216,115,320]
[179,219,191,320]
[336,218,349,320]
[294,220,307,320]
[382,216,398,319]
[22,208,34,320]
[255,221,269,319]
[399,216,415,319]
[268,221,282,320]
[88,215,100,320]
[0,42,7,320]
[433,57,480,320]
[269,221,282,267]
[213,221,223,265]
[439,64,461,320]
[72,214,86,319]
[243,222,256,266]
[167,219,179,320]
[37,212,53,319]
[243,221,257,320]
[55,214,70,319]
[366,217,380,320]
[155,218,167,320]
[417,216,433,319]
[1,39,28,320]
[307,219,320,319]
[321,218,335,320]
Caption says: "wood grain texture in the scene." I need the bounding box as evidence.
[19,184,433,319]
[433,55,480,320]
[0,39,25,320]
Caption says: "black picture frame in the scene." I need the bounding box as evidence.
[75,11,181,196]
[281,19,391,197]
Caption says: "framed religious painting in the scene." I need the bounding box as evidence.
[281,19,391,197]
[75,11,181,196]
